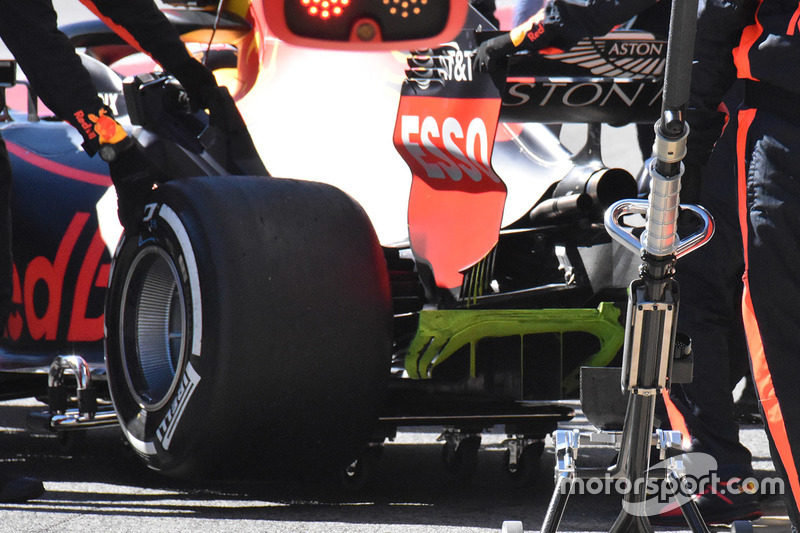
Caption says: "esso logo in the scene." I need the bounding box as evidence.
[399,115,499,183]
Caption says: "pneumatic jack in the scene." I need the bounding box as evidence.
[499,0,719,528]
[502,130,714,533]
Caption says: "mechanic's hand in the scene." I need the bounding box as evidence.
[170,57,220,113]
[170,57,246,132]
[473,33,515,73]
[107,141,164,231]
[195,84,245,133]
[172,60,268,176]
[474,9,552,73]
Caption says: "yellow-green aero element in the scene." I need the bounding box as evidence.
[405,302,625,394]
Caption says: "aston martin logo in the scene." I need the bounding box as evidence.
[544,31,666,79]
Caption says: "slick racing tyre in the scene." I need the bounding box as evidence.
[105,176,392,479]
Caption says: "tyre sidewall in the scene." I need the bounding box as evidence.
[106,201,210,475]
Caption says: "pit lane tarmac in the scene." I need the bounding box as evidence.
[0,398,789,533]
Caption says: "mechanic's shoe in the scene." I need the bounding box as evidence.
[734,403,763,425]
[0,474,45,503]
[734,379,762,425]
[649,480,762,526]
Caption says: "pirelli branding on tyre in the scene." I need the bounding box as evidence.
[156,361,201,450]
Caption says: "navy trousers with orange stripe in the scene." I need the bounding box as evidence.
[732,105,800,526]
[668,108,755,480]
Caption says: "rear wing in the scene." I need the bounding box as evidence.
[393,7,506,291]
[392,8,666,291]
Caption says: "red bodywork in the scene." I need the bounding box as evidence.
[394,96,505,289]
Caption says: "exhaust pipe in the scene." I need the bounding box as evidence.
[529,167,637,224]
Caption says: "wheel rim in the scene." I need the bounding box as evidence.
[120,246,188,411]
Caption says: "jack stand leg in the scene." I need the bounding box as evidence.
[540,472,574,533]
[539,430,578,533]
[660,431,711,533]
[609,511,654,533]
[609,393,658,533]
[676,473,711,533]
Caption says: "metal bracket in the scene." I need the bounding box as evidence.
[27,355,118,434]
[656,429,685,463]
[48,355,96,416]
[622,285,678,392]
[554,429,580,478]
[652,121,689,164]
[605,199,714,260]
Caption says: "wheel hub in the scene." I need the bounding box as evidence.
[119,246,188,411]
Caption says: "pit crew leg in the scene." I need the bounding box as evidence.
[0,0,105,127]
[671,113,753,478]
[0,136,44,502]
[0,135,12,330]
[737,108,800,528]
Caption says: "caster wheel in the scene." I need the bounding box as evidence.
[501,520,524,533]
[340,446,383,492]
[442,434,481,480]
[57,430,87,454]
[505,440,545,488]
[731,520,754,533]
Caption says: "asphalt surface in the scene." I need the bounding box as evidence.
[0,398,791,533]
